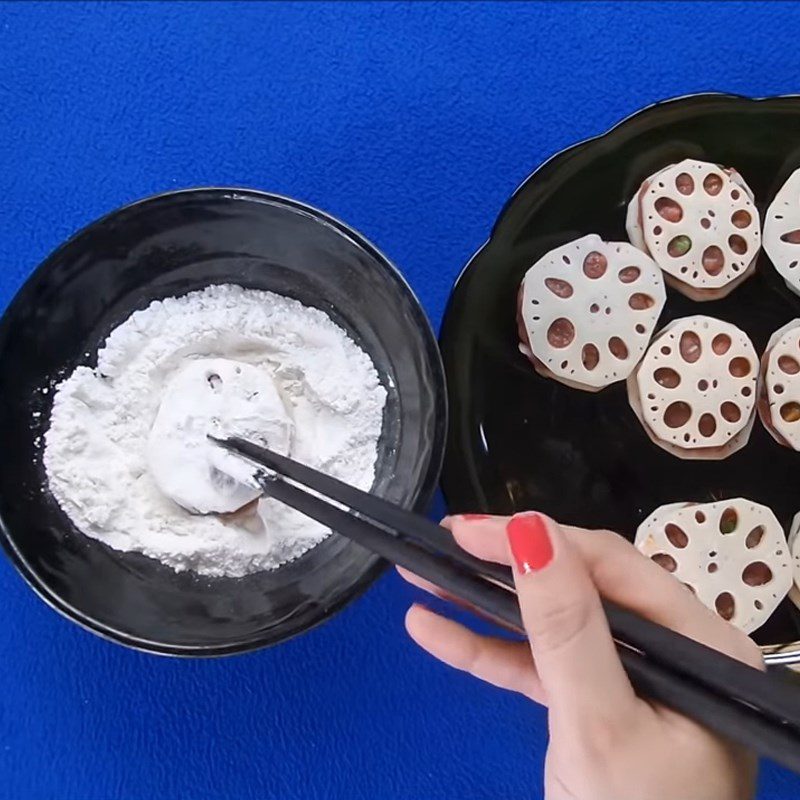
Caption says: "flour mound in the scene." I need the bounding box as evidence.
[44,284,387,577]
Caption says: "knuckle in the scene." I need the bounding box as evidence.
[579,718,626,760]
[527,596,593,654]
[554,714,629,763]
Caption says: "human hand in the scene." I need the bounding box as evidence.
[400,513,762,800]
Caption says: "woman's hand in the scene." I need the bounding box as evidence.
[399,513,762,800]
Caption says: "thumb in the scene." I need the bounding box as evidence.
[506,513,636,721]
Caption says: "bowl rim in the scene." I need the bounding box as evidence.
[439,92,800,669]
[0,186,448,657]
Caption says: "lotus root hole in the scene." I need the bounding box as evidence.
[745,526,765,549]
[742,386,752,397]
[703,173,723,196]
[675,173,694,194]
[728,235,748,255]
[654,367,681,388]
[708,563,718,573]
[698,413,717,438]
[698,379,709,391]
[775,384,784,395]
[618,266,640,284]
[731,189,740,200]
[629,293,655,310]
[667,235,692,258]
[780,230,800,244]
[720,402,741,423]
[608,337,628,360]
[664,401,692,428]
[719,508,738,534]
[755,600,764,610]
[711,334,731,355]
[635,324,646,334]
[780,401,800,422]
[702,245,725,276]
[655,197,683,223]
[590,303,600,314]
[651,553,677,573]
[581,343,600,371]
[679,331,702,363]
[728,357,751,378]
[742,562,773,586]
[544,278,574,298]
[583,251,608,279]
[732,210,752,228]
[701,218,711,229]
[547,318,575,349]
[695,510,706,523]
[654,226,662,236]
[714,592,735,621]
[661,346,671,356]
[778,355,800,375]
[665,523,688,548]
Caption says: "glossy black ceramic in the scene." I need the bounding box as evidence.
[0,189,446,656]
[440,94,800,655]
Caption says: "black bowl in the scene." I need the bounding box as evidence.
[439,93,800,665]
[0,188,446,656]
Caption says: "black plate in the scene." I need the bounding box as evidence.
[0,188,446,656]
[440,94,800,654]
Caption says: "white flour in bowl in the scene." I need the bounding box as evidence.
[43,284,387,577]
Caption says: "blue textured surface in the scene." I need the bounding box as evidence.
[1,2,799,798]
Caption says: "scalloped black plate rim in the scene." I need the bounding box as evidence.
[447,93,800,299]
[0,187,448,658]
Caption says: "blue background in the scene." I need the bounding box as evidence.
[1,1,799,797]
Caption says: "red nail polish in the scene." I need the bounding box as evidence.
[460,514,491,521]
[506,513,553,574]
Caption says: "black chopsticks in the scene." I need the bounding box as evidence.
[213,436,800,773]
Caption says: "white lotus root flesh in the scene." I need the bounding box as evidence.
[147,358,294,515]
[636,499,793,634]
[787,513,800,611]
[763,167,800,296]
[758,320,800,450]
[516,234,666,391]
[626,159,761,301]
[627,316,757,460]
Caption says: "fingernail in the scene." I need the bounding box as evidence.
[460,513,491,521]
[506,513,553,574]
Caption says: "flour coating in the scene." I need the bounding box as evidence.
[147,358,294,515]
[44,284,387,576]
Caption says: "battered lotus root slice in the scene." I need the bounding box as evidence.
[625,159,760,301]
[627,316,758,460]
[787,513,800,610]
[758,319,800,450]
[764,167,800,296]
[636,499,793,634]
[516,234,666,392]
